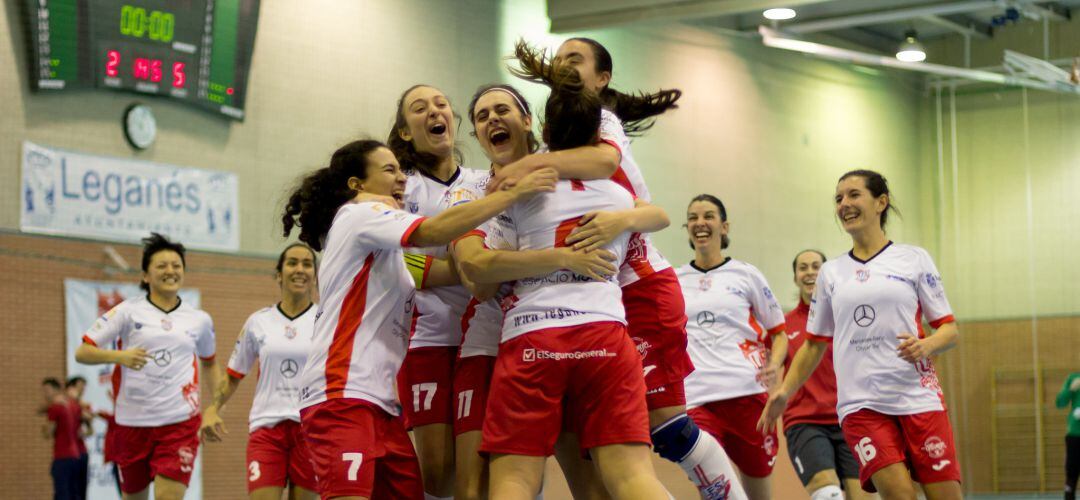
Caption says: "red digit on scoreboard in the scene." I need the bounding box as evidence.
[172,62,186,88]
[133,58,149,79]
[150,59,162,82]
[106,50,121,77]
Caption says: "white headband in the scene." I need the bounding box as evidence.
[477,87,529,117]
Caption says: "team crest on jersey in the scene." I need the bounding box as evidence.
[407,201,419,213]
[447,188,476,207]
[699,277,712,291]
[626,233,647,262]
[161,318,173,331]
[925,273,940,288]
[284,325,297,339]
[738,339,768,374]
[855,269,871,282]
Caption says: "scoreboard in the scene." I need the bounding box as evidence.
[26,0,260,120]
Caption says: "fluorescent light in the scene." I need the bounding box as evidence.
[763,8,797,20]
[896,30,926,62]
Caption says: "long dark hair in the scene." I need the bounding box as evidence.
[387,84,464,175]
[140,232,186,292]
[565,37,681,136]
[282,140,386,251]
[511,40,602,151]
[467,83,540,154]
[838,169,901,229]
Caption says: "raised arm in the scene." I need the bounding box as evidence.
[757,339,828,434]
[488,143,620,192]
[565,199,670,252]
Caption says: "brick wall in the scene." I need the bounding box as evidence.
[1,232,278,498]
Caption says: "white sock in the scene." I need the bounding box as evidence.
[424,495,452,500]
[677,431,747,500]
[810,484,844,500]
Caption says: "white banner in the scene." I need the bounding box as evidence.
[22,141,239,252]
[65,279,204,499]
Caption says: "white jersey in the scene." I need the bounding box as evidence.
[677,258,787,407]
[404,167,489,348]
[83,295,216,427]
[498,179,633,341]
[298,202,426,416]
[807,242,955,421]
[598,109,672,287]
[227,304,315,432]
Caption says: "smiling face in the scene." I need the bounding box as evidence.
[793,251,824,303]
[472,90,533,167]
[397,86,455,159]
[277,246,315,298]
[686,200,728,253]
[143,249,184,296]
[835,175,888,235]
[352,147,407,203]
[555,39,610,93]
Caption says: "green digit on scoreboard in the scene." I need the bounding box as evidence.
[49,0,79,81]
[120,5,174,42]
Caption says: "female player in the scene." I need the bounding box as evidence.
[455,82,669,499]
[199,243,319,500]
[458,55,668,500]
[493,39,744,499]
[759,170,962,499]
[678,194,788,500]
[1057,372,1080,500]
[783,250,871,500]
[281,139,554,500]
[75,233,219,500]
[388,84,491,499]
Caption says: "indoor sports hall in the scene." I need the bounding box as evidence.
[2,1,1078,499]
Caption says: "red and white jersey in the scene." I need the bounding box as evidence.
[807,242,955,421]
[677,258,787,408]
[599,108,672,287]
[83,295,216,427]
[405,167,489,349]
[298,202,426,416]
[227,304,315,432]
[498,179,633,341]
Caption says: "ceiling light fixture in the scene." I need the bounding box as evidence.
[896,30,927,62]
[763,8,797,21]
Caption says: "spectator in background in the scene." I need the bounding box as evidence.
[42,377,81,500]
[65,376,91,500]
[1057,372,1080,500]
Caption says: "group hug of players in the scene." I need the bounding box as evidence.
[74,38,964,500]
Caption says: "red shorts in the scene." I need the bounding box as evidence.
[396,346,457,429]
[113,416,201,493]
[247,420,317,493]
[300,398,423,500]
[688,393,778,478]
[480,322,650,457]
[841,409,961,492]
[452,355,496,436]
[623,269,695,393]
[645,380,687,410]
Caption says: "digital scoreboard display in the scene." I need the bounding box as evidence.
[26,0,260,120]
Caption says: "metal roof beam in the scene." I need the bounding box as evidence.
[921,14,993,39]
[785,1,998,34]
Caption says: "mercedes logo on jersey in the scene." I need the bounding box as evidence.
[854,304,876,327]
[697,311,716,328]
[280,359,299,379]
[152,349,172,366]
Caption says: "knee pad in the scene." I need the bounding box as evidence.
[650,413,701,463]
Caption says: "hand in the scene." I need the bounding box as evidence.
[559,248,618,281]
[897,333,932,363]
[566,211,628,252]
[117,348,151,370]
[507,167,558,200]
[756,389,789,435]
[351,192,401,209]
[200,407,227,443]
[1070,378,1080,392]
[487,158,536,194]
